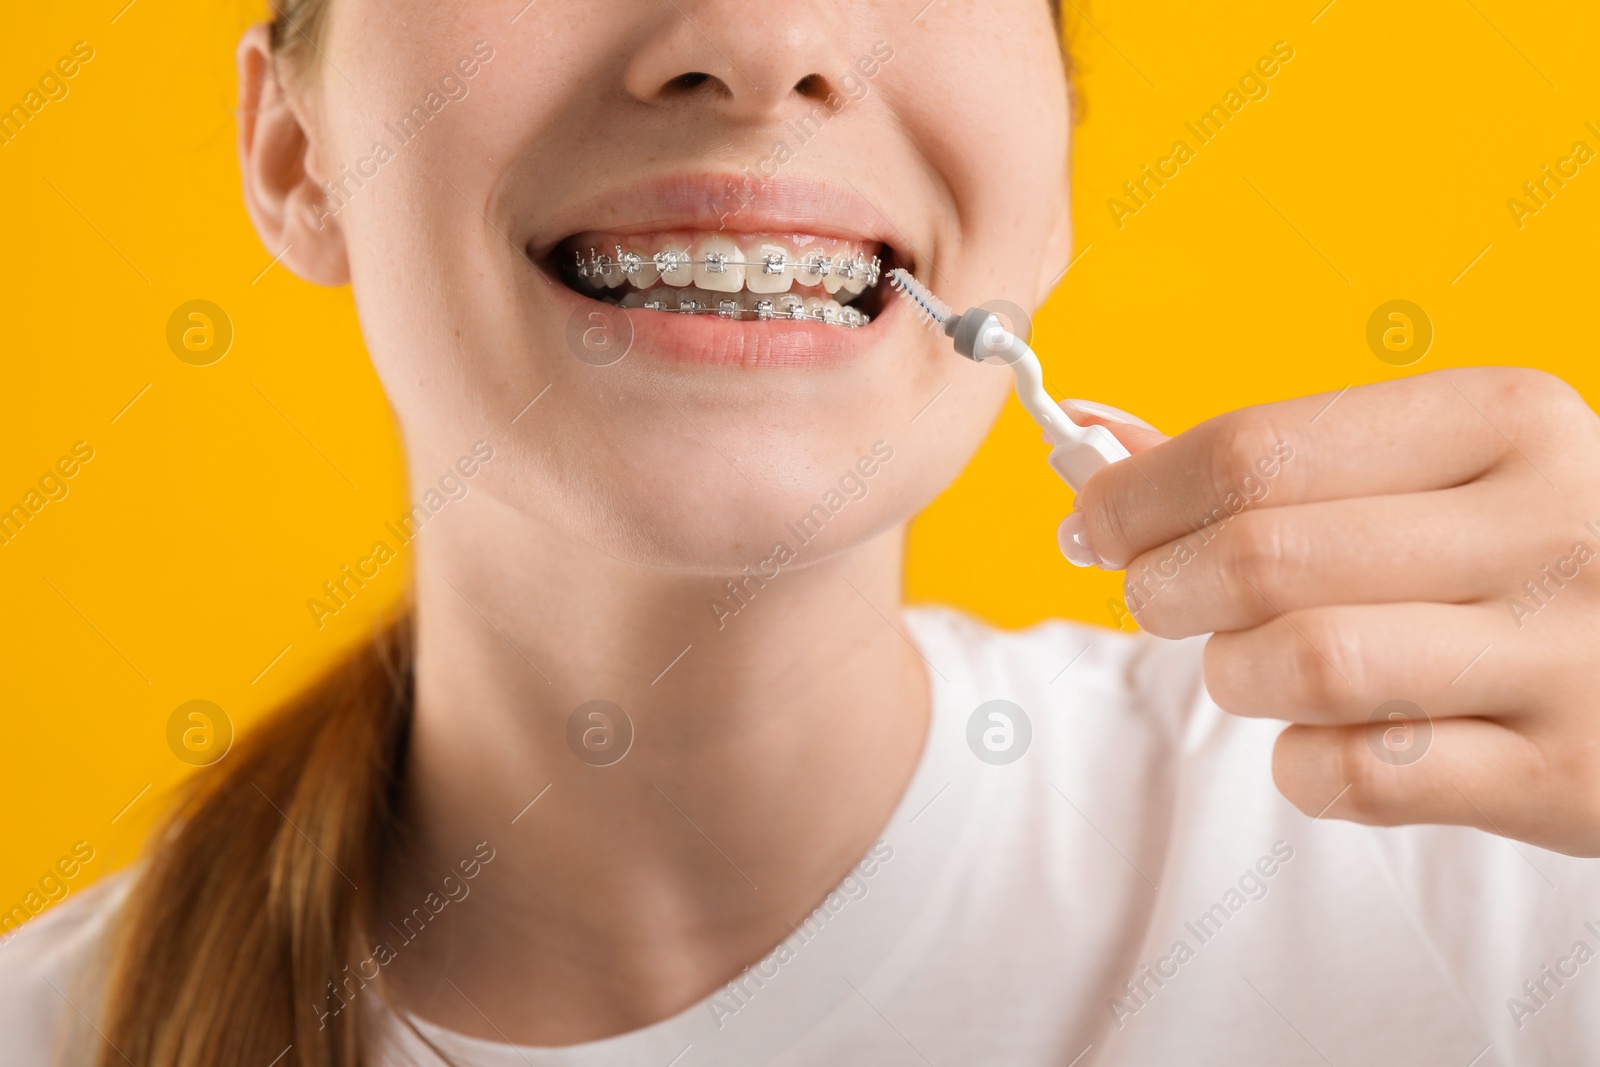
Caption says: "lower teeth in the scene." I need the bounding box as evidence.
[610,289,870,329]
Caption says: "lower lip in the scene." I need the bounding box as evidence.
[546,279,899,370]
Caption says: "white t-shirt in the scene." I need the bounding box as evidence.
[4,607,1598,1066]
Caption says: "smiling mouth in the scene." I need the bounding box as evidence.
[549,230,897,329]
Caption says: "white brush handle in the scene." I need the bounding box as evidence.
[972,320,1131,493]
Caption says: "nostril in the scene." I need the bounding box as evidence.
[666,71,713,92]
[793,73,829,100]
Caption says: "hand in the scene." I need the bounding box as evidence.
[1066,369,1600,857]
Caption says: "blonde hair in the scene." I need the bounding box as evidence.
[90,612,413,1066]
[266,0,334,82]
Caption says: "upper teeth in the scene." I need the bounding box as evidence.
[569,237,882,296]
[563,233,884,329]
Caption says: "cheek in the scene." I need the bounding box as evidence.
[322,7,609,451]
[886,4,1070,305]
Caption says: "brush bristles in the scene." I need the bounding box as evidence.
[887,268,951,330]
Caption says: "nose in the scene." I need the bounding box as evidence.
[624,0,851,123]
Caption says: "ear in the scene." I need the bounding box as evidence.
[237,23,349,286]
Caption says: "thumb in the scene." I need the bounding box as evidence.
[1056,398,1171,566]
[1054,400,1167,569]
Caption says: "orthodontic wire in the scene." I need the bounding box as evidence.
[570,246,880,328]
[574,246,882,284]
[626,297,871,328]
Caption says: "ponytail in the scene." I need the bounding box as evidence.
[89,613,413,1067]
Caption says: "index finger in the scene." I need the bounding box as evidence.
[1074,370,1531,570]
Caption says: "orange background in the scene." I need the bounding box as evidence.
[2,1,1596,910]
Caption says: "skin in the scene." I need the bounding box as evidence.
[238,0,1067,1044]
[234,0,1600,1048]
[1073,373,1600,857]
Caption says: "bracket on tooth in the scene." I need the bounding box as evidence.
[653,249,690,275]
[801,252,832,279]
[616,246,643,277]
[704,251,728,274]
[583,246,619,279]
[762,252,787,276]
[754,299,776,319]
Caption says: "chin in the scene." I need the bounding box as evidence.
[502,418,946,573]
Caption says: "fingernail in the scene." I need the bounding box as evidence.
[1060,399,1157,433]
[1057,512,1101,568]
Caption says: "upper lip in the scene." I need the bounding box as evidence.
[524,173,911,265]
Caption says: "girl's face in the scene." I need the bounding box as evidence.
[275,1,1072,569]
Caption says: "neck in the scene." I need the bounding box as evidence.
[379,488,930,1044]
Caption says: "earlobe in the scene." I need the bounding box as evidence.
[236,23,349,286]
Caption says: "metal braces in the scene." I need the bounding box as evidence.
[575,246,883,288]
[625,296,872,329]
